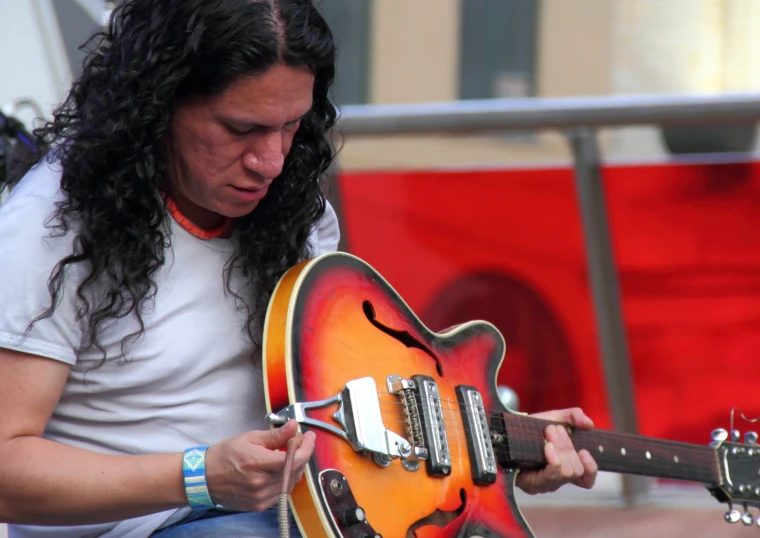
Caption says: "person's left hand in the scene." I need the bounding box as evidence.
[515,407,598,495]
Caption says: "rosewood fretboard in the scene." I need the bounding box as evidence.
[501,414,721,486]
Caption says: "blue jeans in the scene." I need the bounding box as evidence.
[151,508,302,537]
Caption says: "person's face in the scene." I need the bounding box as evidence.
[167,63,315,229]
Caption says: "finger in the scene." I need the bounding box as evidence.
[241,470,285,496]
[521,442,564,494]
[546,424,574,452]
[519,441,563,492]
[287,469,306,493]
[572,449,598,489]
[565,408,594,430]
[297,430,316,459]
[246,448,289,472]
[547,426,585,478]
[544,441,563,480]
[531,408,594,430]
[543,440,577,487]
[251,420,299,450]
[246,483,283,512]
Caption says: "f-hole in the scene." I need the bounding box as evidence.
[406,488,467,537]
[362,300,444,377]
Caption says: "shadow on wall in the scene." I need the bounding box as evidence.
[422,271,581,414]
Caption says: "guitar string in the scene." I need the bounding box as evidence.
[304,395,714,480]
[304,326,713,455]
[373,417,717,481]
[296,331,715,476]
[376,396,700,466]
[380,392,718,455]
[377,387,717,467]
[343,378,715,473]
[375,395,718,474]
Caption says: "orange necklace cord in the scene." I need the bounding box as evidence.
[164,196,233,240]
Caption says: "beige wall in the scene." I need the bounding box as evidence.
[369,0,461,103]
[536,0,614,97]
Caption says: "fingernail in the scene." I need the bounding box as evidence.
[306,431,316,440]
[546,441,556,454]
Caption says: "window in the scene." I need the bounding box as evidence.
[316,0,372,105]
[459,0,539,100]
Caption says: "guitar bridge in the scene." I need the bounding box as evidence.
[387,375,452,476]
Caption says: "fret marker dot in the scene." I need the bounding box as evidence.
[673,455,679,463]
[646,451,652,460]
[621,448,626,456]
[598,445,604,453]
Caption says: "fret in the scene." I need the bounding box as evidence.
[501,414,722,486]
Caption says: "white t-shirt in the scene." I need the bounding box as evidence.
[0,159,340,538]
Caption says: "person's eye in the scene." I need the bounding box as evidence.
[284,119,301,130]
[226,124,253,136]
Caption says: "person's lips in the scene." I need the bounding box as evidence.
[231,184,269,202]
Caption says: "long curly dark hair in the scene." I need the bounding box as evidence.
[6,0,337,359]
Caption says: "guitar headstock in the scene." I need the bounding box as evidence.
[709,428,760,526]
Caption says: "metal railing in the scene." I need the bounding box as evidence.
[335,92,760,506]
[337,92,760,134]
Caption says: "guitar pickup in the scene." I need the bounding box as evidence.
[412,375,452,476]
[456,385,497,485]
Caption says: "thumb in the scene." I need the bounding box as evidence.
[253,419,299,450]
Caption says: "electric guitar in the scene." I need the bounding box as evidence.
[263,252,760,537]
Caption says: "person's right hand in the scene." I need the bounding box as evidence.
[204,420,315,512]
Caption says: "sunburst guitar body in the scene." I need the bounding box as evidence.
[263,252,760,537]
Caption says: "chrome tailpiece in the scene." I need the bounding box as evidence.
[265,377,417,464]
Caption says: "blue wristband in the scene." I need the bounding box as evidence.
[182,446,215,509]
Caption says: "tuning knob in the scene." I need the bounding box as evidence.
[340,506,366,527]
[725,509,741,523]
[744,431,758,444]
[711,429,728,442]
[731,429,741,442]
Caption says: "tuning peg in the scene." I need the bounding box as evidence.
[711,428,728,442]
[744,431,758,444]
[731,429,741,442]
[725,508,741,523]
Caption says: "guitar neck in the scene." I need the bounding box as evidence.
[501,414,722,486]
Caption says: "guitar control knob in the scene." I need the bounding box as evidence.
[725,509,741,523]
[340,506,366,527]
[742,511,754,526]
[744,431,758,444]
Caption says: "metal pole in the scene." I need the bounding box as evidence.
[324,155,349,253]
[567,127,652,506]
